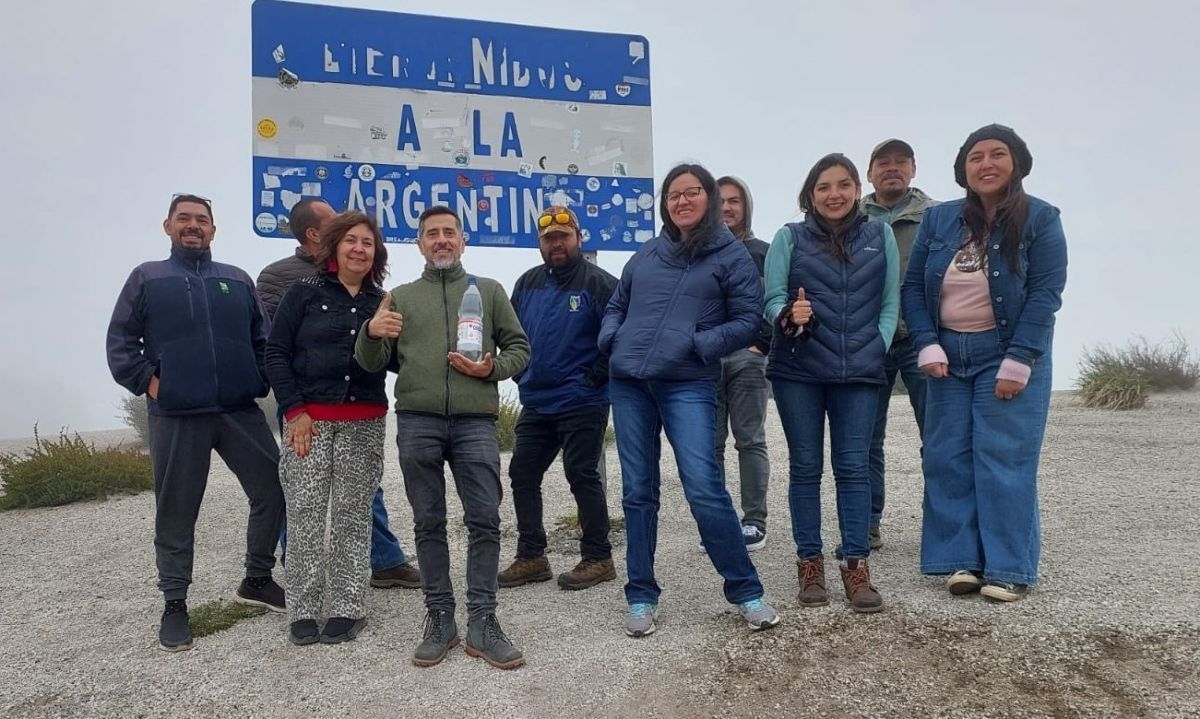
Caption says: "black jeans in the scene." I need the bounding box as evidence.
[397,412,502,619]
[148,407,284,600]
[508,404,612,561]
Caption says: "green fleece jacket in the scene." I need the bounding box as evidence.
[354,263,529,417]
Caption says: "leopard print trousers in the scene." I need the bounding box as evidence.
[279,417,385,622]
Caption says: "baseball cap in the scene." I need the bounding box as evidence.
[536,205,580,238]
[869,138,915,167]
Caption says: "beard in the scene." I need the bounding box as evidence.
[431,258,459,270]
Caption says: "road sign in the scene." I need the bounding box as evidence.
[251,0,654,250]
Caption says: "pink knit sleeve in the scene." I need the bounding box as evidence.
[996,358,1032,387]
[917,344,948,368]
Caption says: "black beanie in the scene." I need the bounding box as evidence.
[954,124,1033,189]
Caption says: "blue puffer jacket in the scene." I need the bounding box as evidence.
[765,214,897,385]
[901,195,1067,367]
[107,246,270,416]
[598,222,762,382]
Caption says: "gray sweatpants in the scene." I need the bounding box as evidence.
[279,418,385,622]
[147,407,284,601]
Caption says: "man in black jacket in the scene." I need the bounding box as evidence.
[107,194,285,652]
[714,176,773,552]
[255,198,420,590]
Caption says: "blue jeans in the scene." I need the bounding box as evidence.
[610,377,765,606]
[277,410,408,572]
[868,335,928,525]
[920,328,1052,586]
[772,380,878,560]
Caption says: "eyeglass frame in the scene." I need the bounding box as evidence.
[665,186,705,204]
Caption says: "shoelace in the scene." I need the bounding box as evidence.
[629,603,655,618]
[844,564,874,594]
[801,560,825,587]
[423,611,450,641]
[739,598,766,612]
[741,525,760,538]
[479,615,510,647]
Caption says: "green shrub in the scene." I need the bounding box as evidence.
[0,427,153,510]
[1076,364,1150,410]
[120,393,282,446]
[496,394,521,452]
[188,600,268,637]
[1120,333,1199,390]
[1079,335,1198,393]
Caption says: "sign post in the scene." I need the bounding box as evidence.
[251,0,653,251]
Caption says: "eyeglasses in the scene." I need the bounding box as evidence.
[666,186,704,203]
[538,211,575,228]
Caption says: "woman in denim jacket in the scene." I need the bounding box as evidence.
[901,125,1067,601]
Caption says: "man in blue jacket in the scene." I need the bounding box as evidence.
[107,194,286,652]
[499,206,618,591]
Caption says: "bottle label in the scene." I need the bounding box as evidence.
[457,318,483,347]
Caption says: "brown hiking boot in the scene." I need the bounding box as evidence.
[840,558,884,613]
[371,562,421,589]
[497,556,553,588]
[796,556,829,607]
[556,558,616,590]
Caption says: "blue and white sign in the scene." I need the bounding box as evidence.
[251,0,654,250]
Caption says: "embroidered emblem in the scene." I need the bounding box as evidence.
[568,295,581,312]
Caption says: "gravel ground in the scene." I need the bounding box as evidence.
[1,390,1197,718]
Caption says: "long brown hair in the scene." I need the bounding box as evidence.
[798,153,862,263]
[963,168,1029,275]
[313,211,389,288]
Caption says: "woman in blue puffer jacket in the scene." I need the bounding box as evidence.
[598,162,779,638]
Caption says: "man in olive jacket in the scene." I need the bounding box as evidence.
[355,206,530,670]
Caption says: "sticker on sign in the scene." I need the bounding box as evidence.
[251,0,653,251]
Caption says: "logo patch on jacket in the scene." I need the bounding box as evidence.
[568,295,581,312]
[218,281,230,294]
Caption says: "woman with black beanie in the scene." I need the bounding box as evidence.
[901,124,1068,602]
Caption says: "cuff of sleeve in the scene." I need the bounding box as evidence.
[284,405,307,422]
[997,358,1032,387]
[917,344,948,368]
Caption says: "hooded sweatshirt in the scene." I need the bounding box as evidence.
[718,176,773,353]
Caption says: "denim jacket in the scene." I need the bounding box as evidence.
[900,195,1067,367]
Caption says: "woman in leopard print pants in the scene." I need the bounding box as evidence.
[265,211,394,645]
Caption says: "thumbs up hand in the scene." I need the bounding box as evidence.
[367,293,404,339]
[790,287,813,326]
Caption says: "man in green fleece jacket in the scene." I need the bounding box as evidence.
[355,206,530,670]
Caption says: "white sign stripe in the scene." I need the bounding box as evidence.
[252,78,653,176]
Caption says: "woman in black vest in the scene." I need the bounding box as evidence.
[764,153,900,613]
[265,211,392,645]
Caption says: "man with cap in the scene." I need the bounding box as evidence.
[714,176,773,551]
[499,205,619,590]
[857,139,939,553]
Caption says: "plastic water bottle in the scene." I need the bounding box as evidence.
[457,277,484,361]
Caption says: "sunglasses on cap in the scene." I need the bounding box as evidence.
[537,210,575,228]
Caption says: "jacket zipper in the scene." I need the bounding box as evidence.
[195,259,221,399]
[636,260,690,378]
[442,272,451,416]
[184,277,196,322]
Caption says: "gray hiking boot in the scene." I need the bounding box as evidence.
[465,613,524,670]
[412,609,459,667]
[624,602,658,638]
